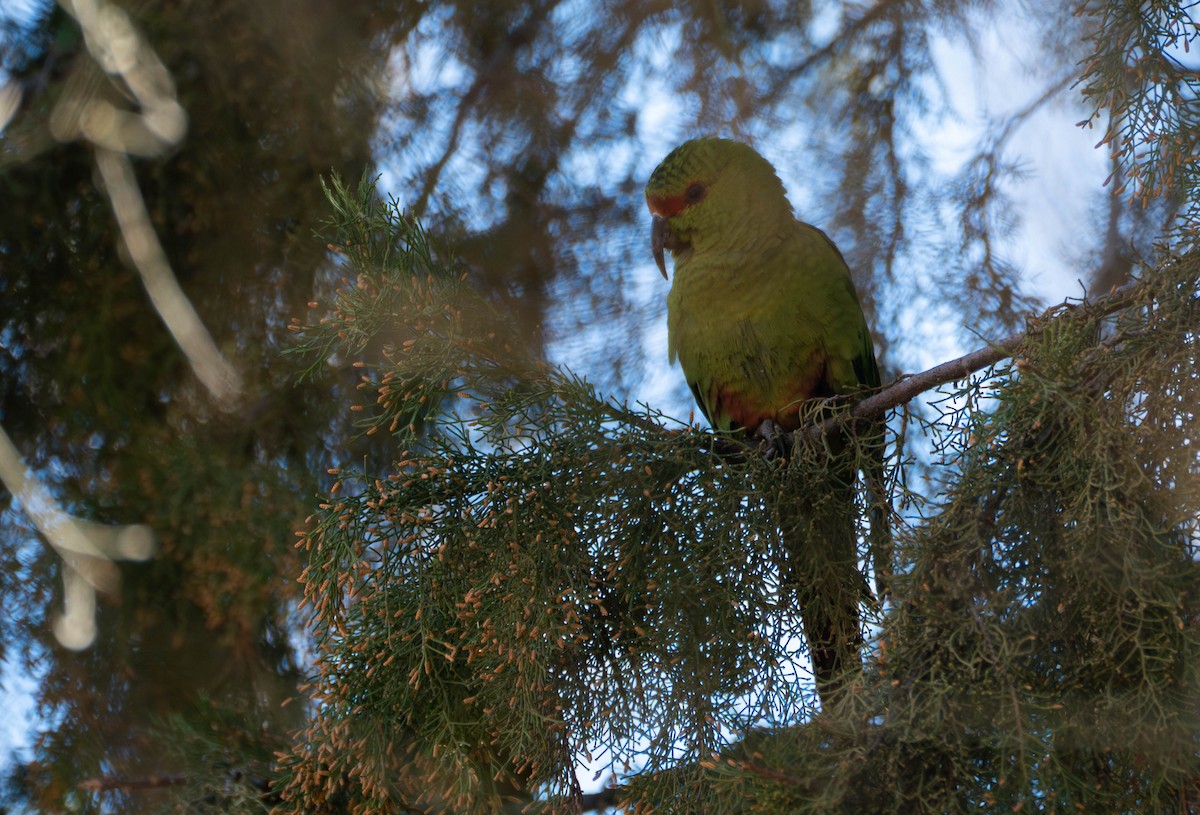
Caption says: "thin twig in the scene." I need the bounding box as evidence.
[78,774,188,792]
[767,0,908,96]
[577,786,622,813]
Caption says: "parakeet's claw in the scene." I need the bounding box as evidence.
[755,419,788,460]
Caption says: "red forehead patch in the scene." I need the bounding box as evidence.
[646,192,688,218]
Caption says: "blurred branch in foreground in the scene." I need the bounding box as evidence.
[0,421,154,649]
[58,0,242,404]
[94,146,242,403]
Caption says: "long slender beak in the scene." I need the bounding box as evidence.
[651,214,669,280]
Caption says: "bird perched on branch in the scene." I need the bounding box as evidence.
[646,137,888,705]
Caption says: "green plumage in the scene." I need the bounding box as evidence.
[648,138,879,429]
[646,137,888,704]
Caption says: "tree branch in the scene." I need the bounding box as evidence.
[577,786,623,813]
[794,279,1143,445]
[769,0,908,93]
[676,281,1147,461]
[78,774,188,792]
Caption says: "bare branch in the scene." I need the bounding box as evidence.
[764,0,908,99]
[577,786,623,812]
[95,147,243,404]
[0,421,155,650]
[412,74,486,218]
[796,279,1144,444]
[78,773,188,792]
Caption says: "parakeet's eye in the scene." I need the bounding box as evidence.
[685,182,707,203]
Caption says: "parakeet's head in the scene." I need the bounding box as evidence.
[645,137,790,278]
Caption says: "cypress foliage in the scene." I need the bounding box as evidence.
[277,178,1200,813]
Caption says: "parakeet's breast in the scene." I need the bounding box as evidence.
[666,241,830,432]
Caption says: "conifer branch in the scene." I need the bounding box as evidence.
[791,279,1144,446]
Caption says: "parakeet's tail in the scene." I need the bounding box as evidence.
[864,417,893,601]
[782,465,868,706]
[800,585,862,703]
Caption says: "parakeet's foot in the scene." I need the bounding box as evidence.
[755,419,788,460]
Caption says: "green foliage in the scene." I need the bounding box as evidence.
[280,179,1200,814]
[141,697,280,815]
[852,264,1200,814]
[281,179,841,812]
[3,1,1198,811]
[0,2,397,809]
[1080,0,1200,231]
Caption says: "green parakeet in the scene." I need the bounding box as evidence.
[646,137,888,703]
